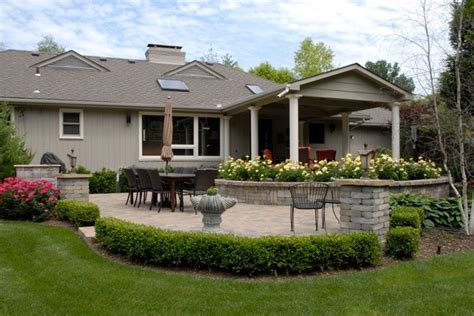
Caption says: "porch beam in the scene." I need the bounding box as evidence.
[248,106,261,159]
[391,102,400,160]
[287,94,302,162]
[341,112,350,157]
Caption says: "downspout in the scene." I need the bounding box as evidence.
[277,84,291,98]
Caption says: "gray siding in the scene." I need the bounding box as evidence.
[15,106,220,171]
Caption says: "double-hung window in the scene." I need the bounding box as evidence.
[60,109,83,139]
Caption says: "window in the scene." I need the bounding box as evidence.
[199,117,220,156]
[140,113,221,159]
[246,84,263,94]
[60,109,83,139]
[157,79,189,91]
[309,123,325,144]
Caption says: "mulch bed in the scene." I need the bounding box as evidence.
[418,228,474,259]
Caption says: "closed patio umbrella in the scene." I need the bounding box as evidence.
[161,97,173,173]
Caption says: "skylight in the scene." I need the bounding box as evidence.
[246,84,263,94]
[157,79,189,92]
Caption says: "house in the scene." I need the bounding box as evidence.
[0,44,411,171]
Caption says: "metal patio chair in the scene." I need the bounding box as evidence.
[135,168,153,208]
[147,169,174,212]
[124,168,139,206]
[289,183,329,232]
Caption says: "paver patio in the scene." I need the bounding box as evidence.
[90,193,340,236]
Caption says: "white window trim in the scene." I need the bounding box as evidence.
[59,108,84,140]
[138,111,223,161]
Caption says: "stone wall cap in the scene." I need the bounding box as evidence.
[335,179,394,187]
[57,173,92,179]
[391,176,449,187]
[215,179,339,187]
[14,164,62,168]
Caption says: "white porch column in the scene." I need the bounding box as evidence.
[341,112,350,157]
[287,94,302,162]
[222,116,232,160]
[391,102,400,160]
[248,106,261,158]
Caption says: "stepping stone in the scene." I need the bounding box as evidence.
[79,226,96,240]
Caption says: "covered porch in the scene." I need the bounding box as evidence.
[221,64,412,162]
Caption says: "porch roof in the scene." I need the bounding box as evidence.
[222,63,412,116]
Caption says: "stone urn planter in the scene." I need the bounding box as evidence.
[190,188,237,232]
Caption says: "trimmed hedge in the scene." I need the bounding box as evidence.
[56,200,100,227]
[386,227,420,259]
[390,207,423,230]
[89,168,117,194]
[95,217,382,276]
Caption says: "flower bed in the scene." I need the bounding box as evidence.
[218,154,442,182]
[0,177,60,221]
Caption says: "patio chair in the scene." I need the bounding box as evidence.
[147,169,174,212]
[181,168,217,214]
[316,150,336,162]
[135,168,153,208]
[289,183,329,232]
[124,168,139,206]
[299,146,315,169]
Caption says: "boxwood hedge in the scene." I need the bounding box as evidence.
[56,200,100,227]
[95,217,382,276]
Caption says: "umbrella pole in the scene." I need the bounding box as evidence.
[165,161,169,174]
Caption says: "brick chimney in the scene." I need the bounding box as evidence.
[145,44,186,65]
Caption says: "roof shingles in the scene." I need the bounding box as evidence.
[0,50,278,110]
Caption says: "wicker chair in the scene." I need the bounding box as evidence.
[289,183,329,232]
[147,169,174,212]
[123,168,139,206]
[135,168,153,208]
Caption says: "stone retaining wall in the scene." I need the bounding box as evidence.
[215,177,449,205]
[57,174,91,201]
[15,164,61,187]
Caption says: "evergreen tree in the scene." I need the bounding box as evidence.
[0,103,33,179]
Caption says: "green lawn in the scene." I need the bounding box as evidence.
[1,221,473,315]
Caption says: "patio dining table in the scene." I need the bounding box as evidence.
[159,173,195,212]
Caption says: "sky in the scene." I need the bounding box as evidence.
[1,0,452,94]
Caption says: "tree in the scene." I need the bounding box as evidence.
[221,53,242,70]
[248,62,296,84]
[199,46,219,63]
[37,35,65,53]
[293,38,334,78]
[365,60,416,93]
[0,103,33,179]
[439,0,473,114]
[397,0,473,234]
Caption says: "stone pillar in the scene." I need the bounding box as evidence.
[57,174,92,202]
[15,164,61,187]
[391,102,400,160]
[336,179,393,242]
[287,94,302,162]
[341,112,350,157]
[248,106,261,159]
[222,116,232,160]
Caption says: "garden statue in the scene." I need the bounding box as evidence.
[190,187,237,232]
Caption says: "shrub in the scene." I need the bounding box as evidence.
[273,161,312,182]
[386,227,420,259]
[118,169,128,193]
[89,168,117,193]
[338,154,363,179]
[74,165,91,174]
[390,193,463,228]
[369,154,407,180]
[0,177,60,221]
[404,157,442,180]
[95,217,382,276]
[0,103,34,180]
[390,207,422,230]
[56,200,100,227]
[312,160,339,182]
